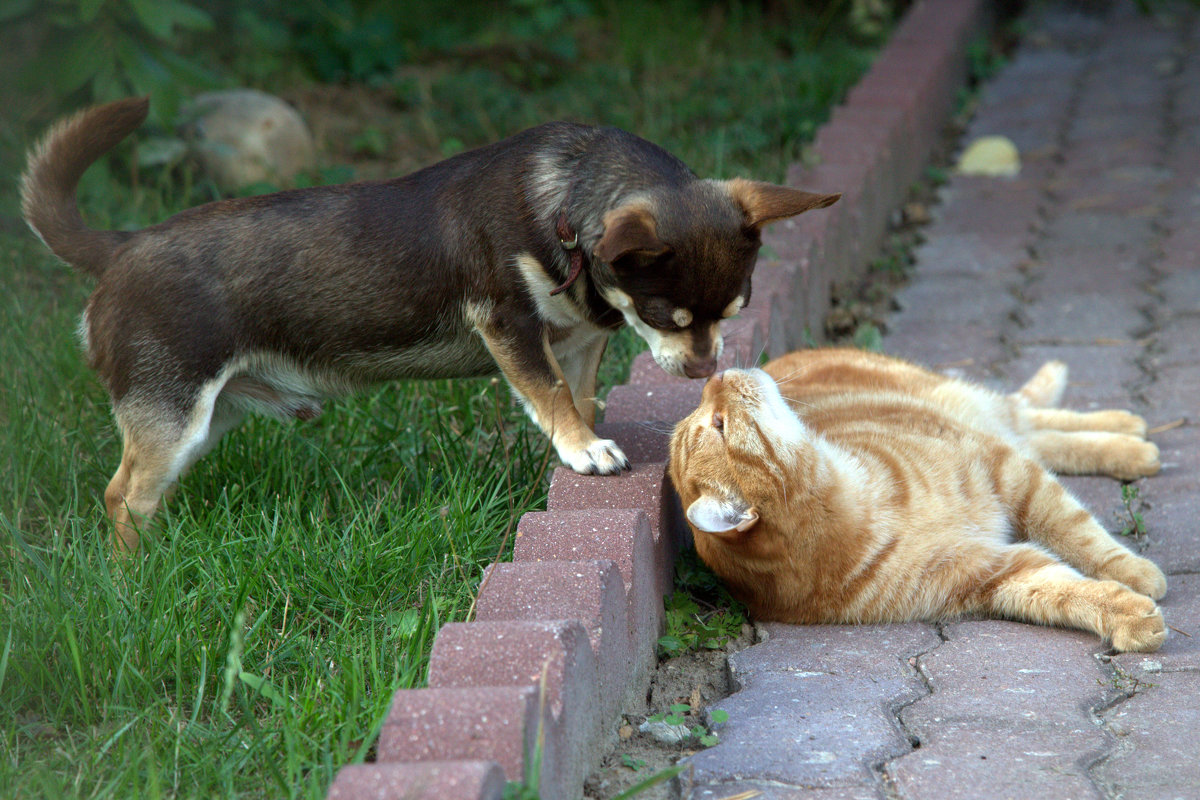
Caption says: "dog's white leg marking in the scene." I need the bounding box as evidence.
[466,301,629,475]
[556,331,608,427]
[106,371,236,552]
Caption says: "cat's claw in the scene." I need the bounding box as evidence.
[1111,605,1166,653]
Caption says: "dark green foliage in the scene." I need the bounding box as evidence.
[657,550,748,659]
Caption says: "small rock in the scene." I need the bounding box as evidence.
[639,719,691,745]
[618,724,634,740]
[902,201,932,225]
[181,89,316,192]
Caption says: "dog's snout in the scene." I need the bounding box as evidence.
[684,357,718,379]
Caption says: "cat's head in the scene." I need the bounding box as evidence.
[669,367,806,541]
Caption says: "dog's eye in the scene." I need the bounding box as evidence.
[712,411,724,434]
[671,308,693,329]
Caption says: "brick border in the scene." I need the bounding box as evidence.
[326,2,988,797]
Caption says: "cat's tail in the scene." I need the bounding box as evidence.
[20,97,149,278]
[1015,360,1068,407]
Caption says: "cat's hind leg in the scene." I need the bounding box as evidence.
[992,452,1166,598]
[1025,407,1148,437]
[1012,360,1149,438]
[973,543,1165,652]
[1027,429,1160,479]
[1015,360,1068,408]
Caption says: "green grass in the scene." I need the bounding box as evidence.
[0,2,888,797]
[1,234,557,799]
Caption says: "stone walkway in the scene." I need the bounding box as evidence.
[683,3,1200,798]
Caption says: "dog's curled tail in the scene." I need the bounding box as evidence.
[20,96,150,277]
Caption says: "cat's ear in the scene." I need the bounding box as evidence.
[686,495,759,535]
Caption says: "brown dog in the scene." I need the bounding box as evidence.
[21,97,839,551]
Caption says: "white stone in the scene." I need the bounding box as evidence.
[182,89,316,191]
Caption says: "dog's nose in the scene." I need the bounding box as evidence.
[684,357,718,379]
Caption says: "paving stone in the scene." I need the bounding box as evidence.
[377,686,537,780]
[892,274,1014,326]
[602,382,704,426]
[883,317,1008,381]
[1091,670,1200,800]
[905,231,1027,279]
[1145,419,1200,478]
[1015,293,1150,343]
[926,176,1043,241]
[545,463,679,545]
[1140,363,1200,423]
[685,624,937,790]
[624,350,688,387]
[1034,213,1155,264]
[1048,164,1171,216]
[888,732,1106,800]
[327,762,506,800]
[887,620,1117,799]
[1155,271,1200,319]
[590,421,671,464]
[762,212,821,272]
[1137,424,1200,573]
[1158,225,1200,277]
[688,783,885,800]
[687,671,920,788]
[1027,249,1150,298]
[473,560,630,722]
[1111,572,1200,676]
[427,620,601,800]
[738,622,941,676]
[1144,319,1200,381]
[513,509,667,697]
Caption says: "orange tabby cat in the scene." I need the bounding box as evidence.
[668,348,1167,652]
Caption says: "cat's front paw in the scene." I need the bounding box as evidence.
[560,438,631,475]
[1104,554,1167,600]
[1110,600,1166,653]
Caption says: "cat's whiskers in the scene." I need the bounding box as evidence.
[632,420,675,435]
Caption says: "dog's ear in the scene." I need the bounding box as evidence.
[595,204,671,265]
[726,178,841,230]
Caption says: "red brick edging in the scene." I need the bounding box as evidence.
[327,2,987,797]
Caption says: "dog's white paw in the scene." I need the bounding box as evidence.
[561,438,631,475]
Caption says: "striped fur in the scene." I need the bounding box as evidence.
[668,349,1167,652]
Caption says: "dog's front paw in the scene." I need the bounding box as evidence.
[561,438,631,475]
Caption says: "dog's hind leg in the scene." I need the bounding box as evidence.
[105,379,231,553]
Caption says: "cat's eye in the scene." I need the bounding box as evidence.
[712,411,724,433]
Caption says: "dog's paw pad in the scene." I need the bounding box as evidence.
[565,439,630,475]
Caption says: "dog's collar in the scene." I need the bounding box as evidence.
[549,211,584,297]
